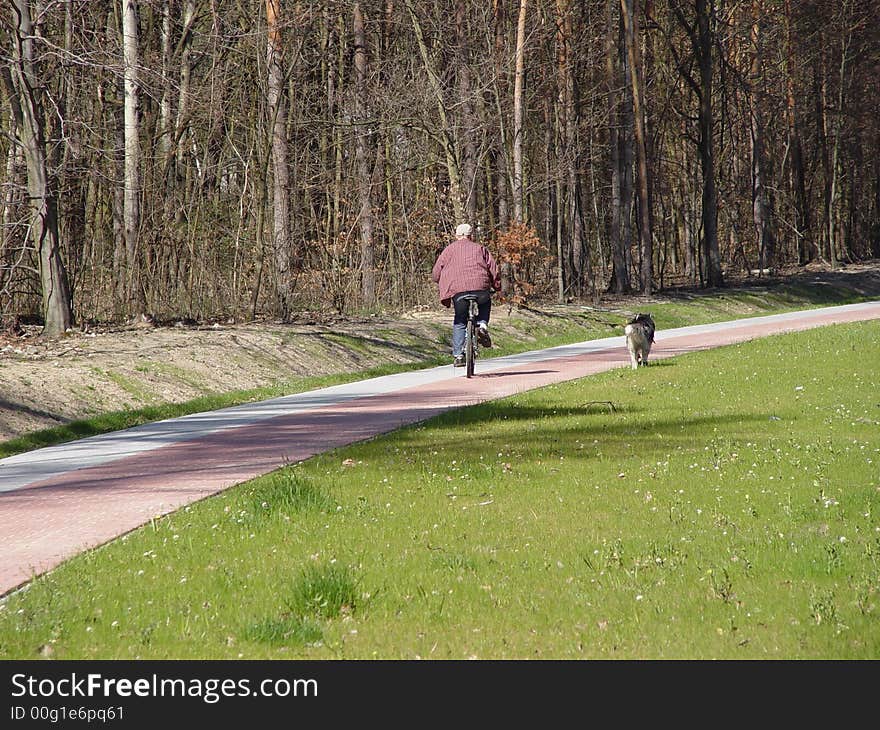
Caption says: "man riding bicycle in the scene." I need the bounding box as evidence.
[432,223,502,367]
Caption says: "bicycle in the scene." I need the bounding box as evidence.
[460,294,480,378]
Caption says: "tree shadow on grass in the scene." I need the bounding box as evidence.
[391,400,773,465]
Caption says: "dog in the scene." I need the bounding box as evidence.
[624,313,655,369]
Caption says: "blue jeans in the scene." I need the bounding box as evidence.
[451,290,491,357]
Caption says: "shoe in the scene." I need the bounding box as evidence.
[476,325,492,348]
[453,355,465,367]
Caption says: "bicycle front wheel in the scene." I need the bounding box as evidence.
[465,319,476,377]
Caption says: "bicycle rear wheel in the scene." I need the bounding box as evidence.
[465,319,476,377]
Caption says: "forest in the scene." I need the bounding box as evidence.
[2,0,878,336]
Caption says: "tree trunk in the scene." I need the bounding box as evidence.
[490,0,512,296]
[6,0,73,337]
[174,0,196,169]
[493,0,510,235]
[512,0,528,224]
[122,0,146,316]
[456,1,479,222]
[104,7,126,310]
[553,0,589,299]
[158,1,173,163]
[327,10,344,245]
[696,0,724,287]
[749,0,775,272]
[353,3,375,308]
[827,3,852,270]
[814,43,833,266]
[605,0,629,294]
[0,110,20,271]
[266,0,293,319]
[555,0,570,301]
[621,0,652,294]
[619,9,635,284]
[783,0,811,263]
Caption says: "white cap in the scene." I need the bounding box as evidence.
[455,223,472,237]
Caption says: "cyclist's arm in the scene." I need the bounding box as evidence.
[431,250,447,283]
[484,248,501,292]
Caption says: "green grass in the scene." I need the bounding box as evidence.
[101,369,159,404]
[0,319,877,659]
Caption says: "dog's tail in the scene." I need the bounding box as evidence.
[630,313,655,342]
[625,317,655,342]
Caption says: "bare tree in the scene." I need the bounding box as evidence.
[121,0,146,315]
[512,0,527,224]
[492,0,510,234]
[353,2,375,308]
[671,0,724,287]
[174,0,196,170]
[621,0,653,293]
[4,0,73,336]
[455,1,479,222]
[157,1,173,163]
[266,0,293,318]
[748,0,775,272]
[696,0,723,287]
[555,0,589,299]
[783,0,811,264]
[605,0,629,294]
[825,0,854,269]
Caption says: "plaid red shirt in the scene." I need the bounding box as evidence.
[432,237,501,307]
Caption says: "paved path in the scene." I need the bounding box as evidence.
[1,301,879,597]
